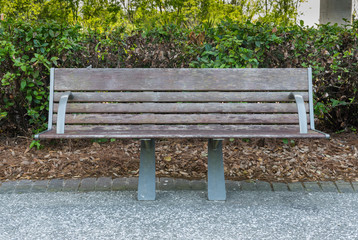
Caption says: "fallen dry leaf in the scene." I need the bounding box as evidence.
[0,133,358,182]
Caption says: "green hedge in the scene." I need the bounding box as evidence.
[1,19,357,135]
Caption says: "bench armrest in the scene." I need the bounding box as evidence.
[289,93,307,134]
[56,91,73,134]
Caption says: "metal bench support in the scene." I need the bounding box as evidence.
[289,93,308,134]
[207,139,226,201]
[56,91,73,134]
[138,139,156,200]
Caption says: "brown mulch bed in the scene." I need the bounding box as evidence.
[0,134,357,182]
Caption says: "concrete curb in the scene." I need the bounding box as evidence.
[0,178,356,194]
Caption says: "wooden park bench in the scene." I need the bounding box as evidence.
[35,68,329,200]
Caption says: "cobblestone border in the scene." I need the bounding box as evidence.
[0,178,356,194]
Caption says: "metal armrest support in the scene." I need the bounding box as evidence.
[34,129,52,139]
[312,129,330,139]
[56,91,73,134]
[289,93,308,134]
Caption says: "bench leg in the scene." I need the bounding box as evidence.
[138,139,156,200]
[207,139,226,201]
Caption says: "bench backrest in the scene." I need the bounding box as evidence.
[49,68,314,131]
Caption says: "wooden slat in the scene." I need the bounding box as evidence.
[38,128,326,139]
[53,113,308,124]
[54,68,308,91]
[60,124,303,131]
[53,92,309,102]
[53,103,308,113]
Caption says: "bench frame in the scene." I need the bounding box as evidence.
[35,68,329,201]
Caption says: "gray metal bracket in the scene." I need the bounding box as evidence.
[312,129,330,139]
[34,129,52,139]
[289,93,308,134]
[56,91,73,134]
[138,139,156,200]
[48,68,55,130]
[308,68,315,130]
[207,139,226,201]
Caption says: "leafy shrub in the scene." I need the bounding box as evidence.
[124,24,193,68]
[0,19,84,134]
[261,22,358,130]
[1,18,357,135]
[190,20,281,68]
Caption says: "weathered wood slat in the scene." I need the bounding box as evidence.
[58,124,303,131]
[54,68,309,91]
[38,128,326,139]
[53,103,308,113]
[53,113,308,124]
[53,92,309,102]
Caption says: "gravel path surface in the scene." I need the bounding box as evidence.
[0,182,358,240]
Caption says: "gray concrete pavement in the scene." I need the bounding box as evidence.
[0,190,358,240]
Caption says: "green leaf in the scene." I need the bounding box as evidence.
[95,42,101,52]
[29,140,36,149]
[33,71,39,78]
[0,111,8,119]
[20,80,26,90]
[26,95,32,102]
[282,138,288,144]
[29,140,42,150]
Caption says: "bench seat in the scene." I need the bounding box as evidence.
[37,125,327,139]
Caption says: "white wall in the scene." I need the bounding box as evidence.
[298,0,357,26]
[319,0,352,24]
[298,0,320,26]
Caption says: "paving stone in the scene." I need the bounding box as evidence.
[174,179,191,190]
[0,181,18,194]
[95,177,112,191]
[303,182,322,192]
[14,180,33,194]
[226,180,239,191]
[351,181,358,192]
[47,179,64,192]
[63,179,80,192]
[189,180,206,190]
[287,182,304,192]
[240,180,257,191]
[320,181,338,192]
[112,178,129,191]
[79,178,96,192]
[272,182,289,192]
[256,181,272,191]
[126,177,138,191]
[32,180,49,193]
[158,178,174,191]
[156,177,160,188]
[335,180,355,193]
